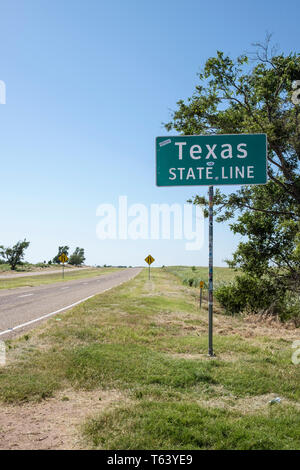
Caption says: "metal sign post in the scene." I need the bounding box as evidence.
[208,186,214,357]
[155,133,268,357]
[145,255,155,280]
[58,253,68,280]
[199,281,204,310]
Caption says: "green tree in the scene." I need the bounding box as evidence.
[53,246,69,264]
[165,37,300,318]
[0,239,30,270]
[69,247,85,266]
[165,38,300,212]
[227,182,299,283]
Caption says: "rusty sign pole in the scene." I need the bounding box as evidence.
[208,185,214,357]
[199,281,204,310]
[200,286,202,310]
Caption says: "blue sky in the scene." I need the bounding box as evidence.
[0,0,299,267]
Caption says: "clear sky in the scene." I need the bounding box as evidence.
[0,0,299,267]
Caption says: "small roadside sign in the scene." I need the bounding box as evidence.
[145,255,155,280]
[145,255,155,265]
[59,253,68,264]
[59,253,68,279]
[200,281,204,289]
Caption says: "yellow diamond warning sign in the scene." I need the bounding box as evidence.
[59,253,68,264]
[145,255,155,265]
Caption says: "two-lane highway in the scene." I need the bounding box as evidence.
[0,267,142,339]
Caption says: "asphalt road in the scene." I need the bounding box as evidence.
[0,267,142,339]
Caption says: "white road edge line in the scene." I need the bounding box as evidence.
[0,272,138,337]
[18,294,34,298]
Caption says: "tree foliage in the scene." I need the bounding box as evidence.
[165,37,300,319]
[165,38,300,216]
[69,247,85,266]
[0,239,30,270]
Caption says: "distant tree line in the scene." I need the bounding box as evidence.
[52,246,85,266]
[0,241,86,270]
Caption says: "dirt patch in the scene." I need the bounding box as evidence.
[0,389,131,450]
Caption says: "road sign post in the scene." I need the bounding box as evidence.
[58,253,68,279]
[156,134,267,357]
[199,281,204,310]
[208,186,214,356]
[145,255,155,280]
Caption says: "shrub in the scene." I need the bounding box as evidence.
[215,273,298,324]
[214,283,246,315]
[280,295,300,326]
[183,277,198,287]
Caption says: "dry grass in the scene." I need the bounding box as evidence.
[196,393,300,415]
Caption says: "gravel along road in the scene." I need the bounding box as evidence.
[0,267,142,339]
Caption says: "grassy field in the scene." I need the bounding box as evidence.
[0,267,121,289]
[0,268,299,449]
[0,263,62,273]
[165,265,237,289]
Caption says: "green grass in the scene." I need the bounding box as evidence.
[0,267,299,449]
[85,401,300,450]
[67,343,217,391]
[0,267,121,289]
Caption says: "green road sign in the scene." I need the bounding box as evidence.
[156,134,267,186]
